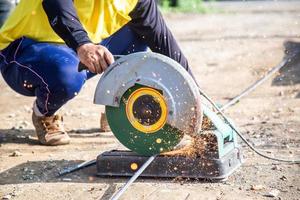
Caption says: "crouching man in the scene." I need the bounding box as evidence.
[0,0,193,145]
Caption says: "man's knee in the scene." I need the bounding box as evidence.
[51,65,86,101]
[34,66,86,116]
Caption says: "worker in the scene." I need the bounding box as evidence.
[0,0,192,145]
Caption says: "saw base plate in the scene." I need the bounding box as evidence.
[96,149,242,180]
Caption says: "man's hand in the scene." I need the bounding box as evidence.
[77,43,114,74]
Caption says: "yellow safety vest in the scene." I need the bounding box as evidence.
[0,0,138,50]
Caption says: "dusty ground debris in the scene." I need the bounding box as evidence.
[9,150,22,157]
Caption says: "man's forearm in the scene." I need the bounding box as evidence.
[42,0,91,51]
[128,0,189,70]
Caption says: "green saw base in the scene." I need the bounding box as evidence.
[106,85,183,156]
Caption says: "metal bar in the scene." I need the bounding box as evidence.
[58,159,96,177]
[110,155,157,200]
[220,57,289,111]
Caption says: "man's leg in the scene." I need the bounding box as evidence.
[0,37,87,145]
[7,39,87,116]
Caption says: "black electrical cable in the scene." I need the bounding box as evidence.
[199,89,300,164]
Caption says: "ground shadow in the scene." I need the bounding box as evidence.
[0,128,113,144]
[0,159,213,199]
[272,40,300,97]
[0,129,38,145]
[0,159,107,185]
[68,128,114,139]
[99,183,118,200]
[0,159,123,199]
[0,159,215,185]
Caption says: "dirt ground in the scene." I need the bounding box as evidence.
[0,1,300,200]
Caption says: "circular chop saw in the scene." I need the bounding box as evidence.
[92,52,242,179]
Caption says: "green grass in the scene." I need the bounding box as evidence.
[159,0,215,14]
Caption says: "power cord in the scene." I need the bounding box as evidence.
[199,89,300,164]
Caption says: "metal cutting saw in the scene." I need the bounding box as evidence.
[93,52,242,180]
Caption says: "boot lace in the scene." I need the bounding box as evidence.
[41,115,65,134]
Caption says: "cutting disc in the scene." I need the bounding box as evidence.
[106,84,183,156]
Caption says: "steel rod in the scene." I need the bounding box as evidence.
[58,159,96,176]
[220,57,289,111]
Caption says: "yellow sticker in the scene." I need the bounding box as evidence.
[130,163,138,170]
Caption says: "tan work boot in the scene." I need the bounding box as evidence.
[32,112,70,145]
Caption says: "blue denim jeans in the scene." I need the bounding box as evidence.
[0,25,147,116]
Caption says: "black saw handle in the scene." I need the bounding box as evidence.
[78,55,123,72]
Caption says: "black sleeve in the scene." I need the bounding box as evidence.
[128,0,190,72]
[42,0,92,52]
